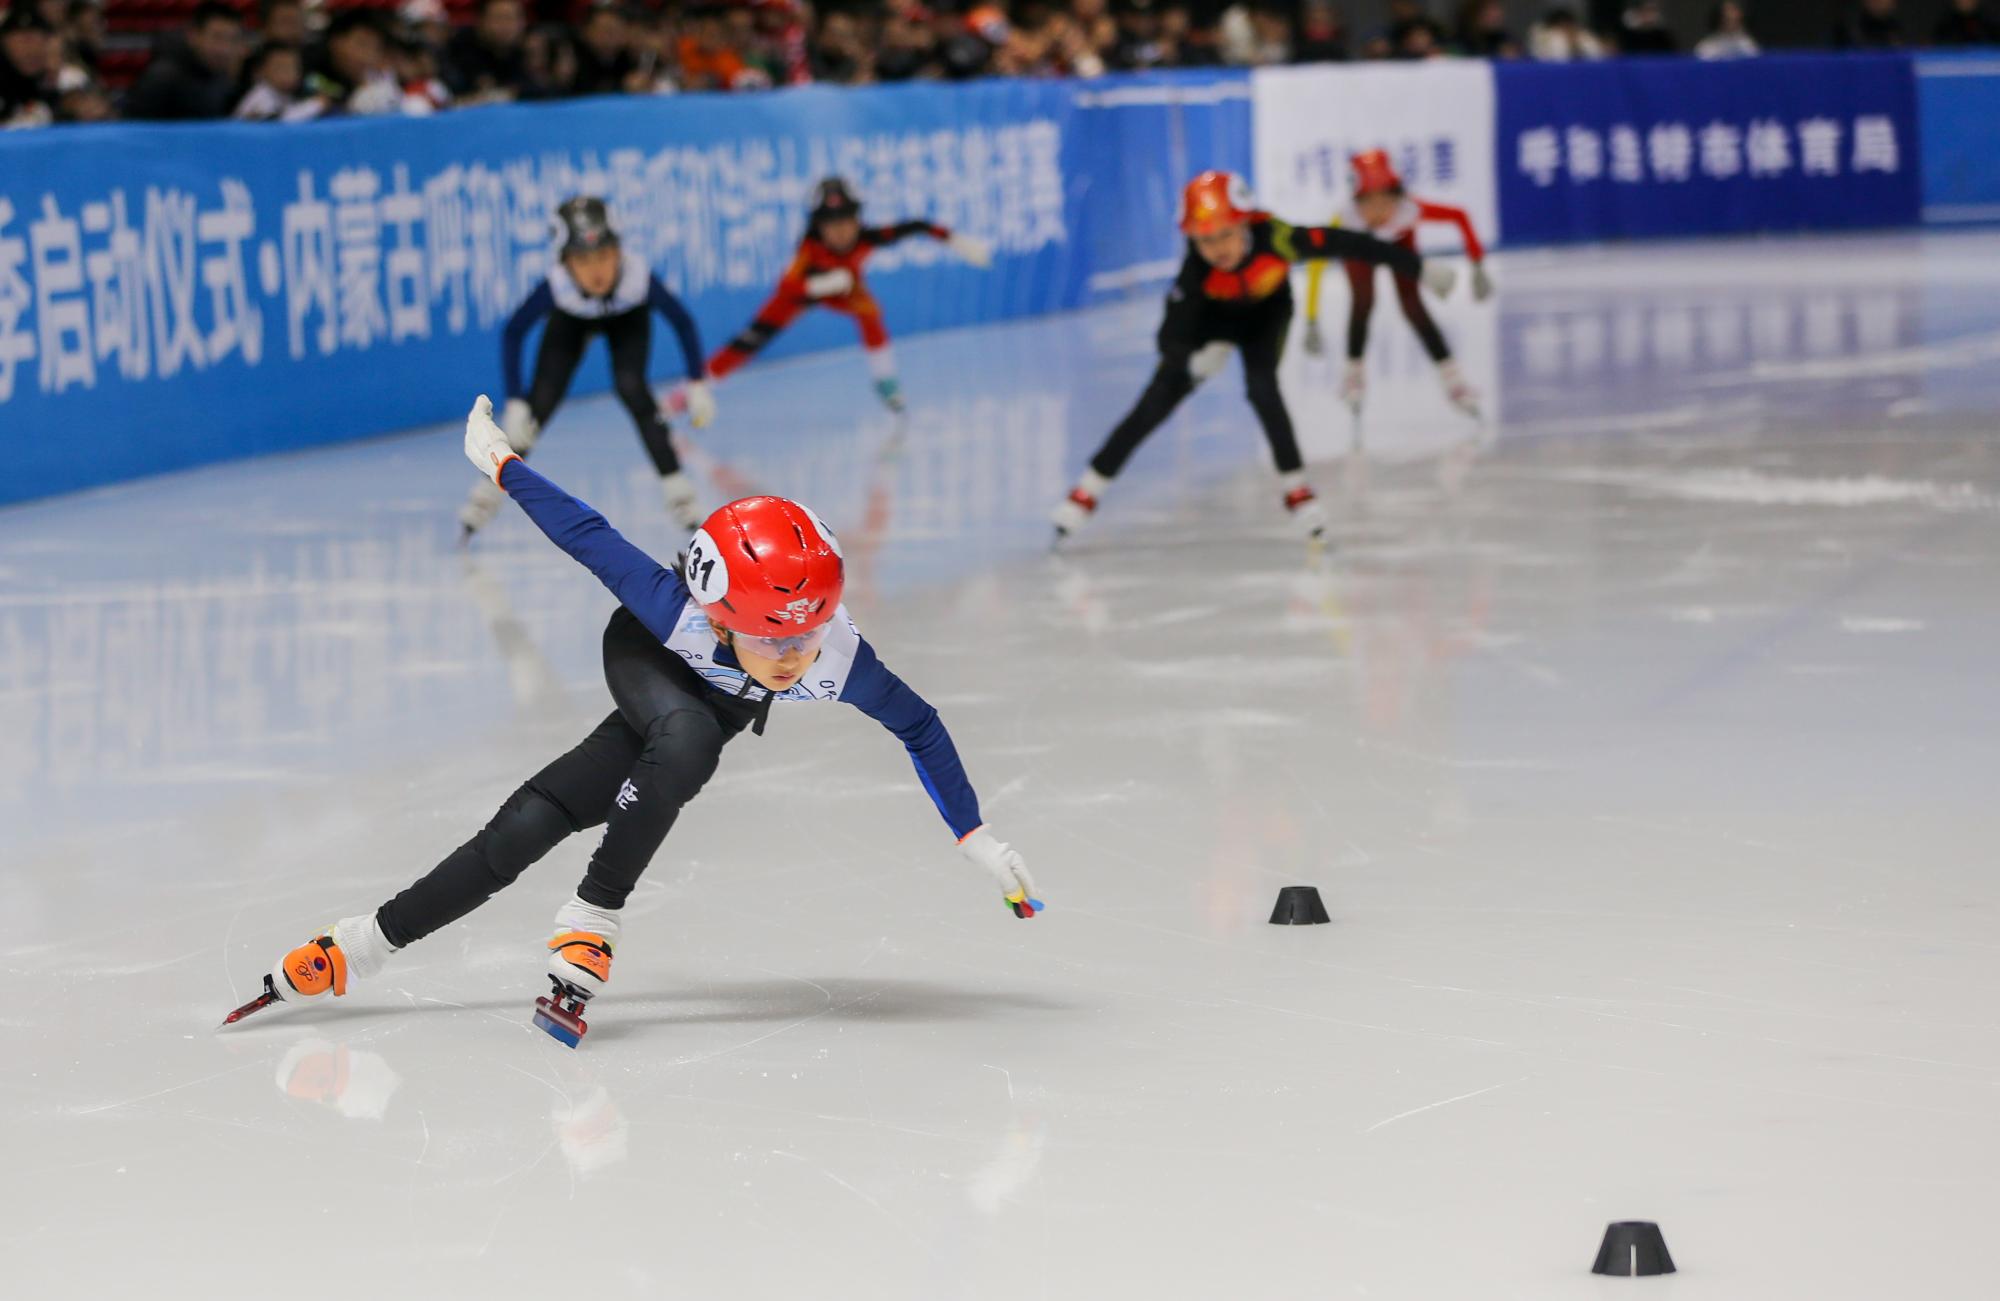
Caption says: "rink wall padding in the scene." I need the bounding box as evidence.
[0,73,1252,505]
[1914,52,2000,226]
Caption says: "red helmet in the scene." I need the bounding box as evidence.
[1350,149,1403,199]
[1177,170,1256,236]
[683,496,845,637]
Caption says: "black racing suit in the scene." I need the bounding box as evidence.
[1086,217,1425,479]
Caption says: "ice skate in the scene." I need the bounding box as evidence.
[660,471,704,532]
[458,477,505,543]
[221,915,394,1027]
[1052,470,1107,544]
[874,376,907,414]
[1439,360,1481,420]
[1339,359,1366,416]
[533,898,620,1048]
[1282,475,1329,541]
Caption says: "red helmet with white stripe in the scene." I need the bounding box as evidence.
[1177,170,1257,236]
[1350,149,1404,198]
[682,497,845,637]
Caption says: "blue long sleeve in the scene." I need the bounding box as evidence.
[841,640,984,839]
[497,459,690,639]
[648,277,706,380]
[501,282,555,399]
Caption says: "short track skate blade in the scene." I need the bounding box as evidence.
[219,975,282,1029]
[533,995,588,1048]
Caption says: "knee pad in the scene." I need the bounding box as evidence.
[1189,342,1234,384]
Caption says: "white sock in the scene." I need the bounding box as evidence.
[331,914,396,980]
[1279,469,1309,495]
[660,471,696,507]
[1076,468,1109,497]
[1438,359,1464,385]
[552,895,623,950]
[866,345,897,381]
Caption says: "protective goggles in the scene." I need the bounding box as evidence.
[731,623,832,660]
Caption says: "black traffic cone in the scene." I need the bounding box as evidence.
[1591,1221,1675,1276]
[1268,885,1330,925]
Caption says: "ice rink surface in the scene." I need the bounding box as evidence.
[4,231,1998,1300]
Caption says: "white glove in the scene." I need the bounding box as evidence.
[1302,319,1325,357]
[1188,341,1234,383]
[1420,260,1457,299]
[959,826,1043,918]
[803,267,855,300]
[501,397,539,454]
[948,233,994,268]
[464,394,520,484]
[1471,263,1495,302]
[682,379,716,429]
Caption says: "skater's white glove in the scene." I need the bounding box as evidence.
[1420,260,1457,300]
[959,826,1043,919]
[804,267,855,300]
[682,379,717,429]
[500,397,539,454]
[948,233,994,268]
[1189,341,1234,383]
[464,394,520,485]
[1302,318,1325,357]
[1471,263,1495,302]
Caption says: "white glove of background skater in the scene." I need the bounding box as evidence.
[959,826,1044,918]
[804,267,856,299]
[682,379,717,429]
[465,395,520,483]
[1420,260,1457,299]
[1302,318,1325,357]
[501,398,539,453]
[948,234,994,268]
[1471,263,1495,302]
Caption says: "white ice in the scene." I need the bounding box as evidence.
[3,231,1998,1300]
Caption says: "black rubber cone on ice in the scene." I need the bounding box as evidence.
[1268,885,1330,925]
[1591,1221,1676,1276]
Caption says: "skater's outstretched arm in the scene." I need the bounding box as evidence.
[646,276,706,380]
[840,639,982,839]
[465,396,689,637]
[862,219,948,246]
[1416,200,1484,262]
[1273,219,1423,278]
[501,282,556,400]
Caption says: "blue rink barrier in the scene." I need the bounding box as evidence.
[1493,54,1922,247]
[1915,51,2000,226]
[0,72,1249,505]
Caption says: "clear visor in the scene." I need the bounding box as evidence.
[732,622,832,661]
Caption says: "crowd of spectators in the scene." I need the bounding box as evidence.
[4,0,1998,129]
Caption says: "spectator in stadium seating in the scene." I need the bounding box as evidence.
[1109,0,1168,67]
[811,7,874,83]
[1933,0,2000,44]
[523,21,577,94]
[1528,5,1606,58]
[393,31,450,110]
[1836,0,1903,47]
[306,9,402,113]
[1045,8,1107,74]
[748,0,811,84]
[59,0,99,76]
[1219,0,1291,64]
[572,3,642,95]
[1072,0,1117,63]
[445,0,532,100]
[1614,0,1675,52]
[261,0,306,48]
[53,60,111,119]
[627,9,683,91]
[399,0,452,59]
[124,1,246,119]
[677,3,763,89]
[1168,3,1225,64]
[875,3,940,80]
[1292,1,1348,61]
[1397,13,1446,55]
[1693,1,1758,57]
[233,38,302,119]
[937,6,999,77]
[1,7,56,128]
[1454,0,1518,55]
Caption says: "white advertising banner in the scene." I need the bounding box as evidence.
[1252,62,1500,253]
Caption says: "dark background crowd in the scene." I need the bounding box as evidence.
[3,0,1996,128]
